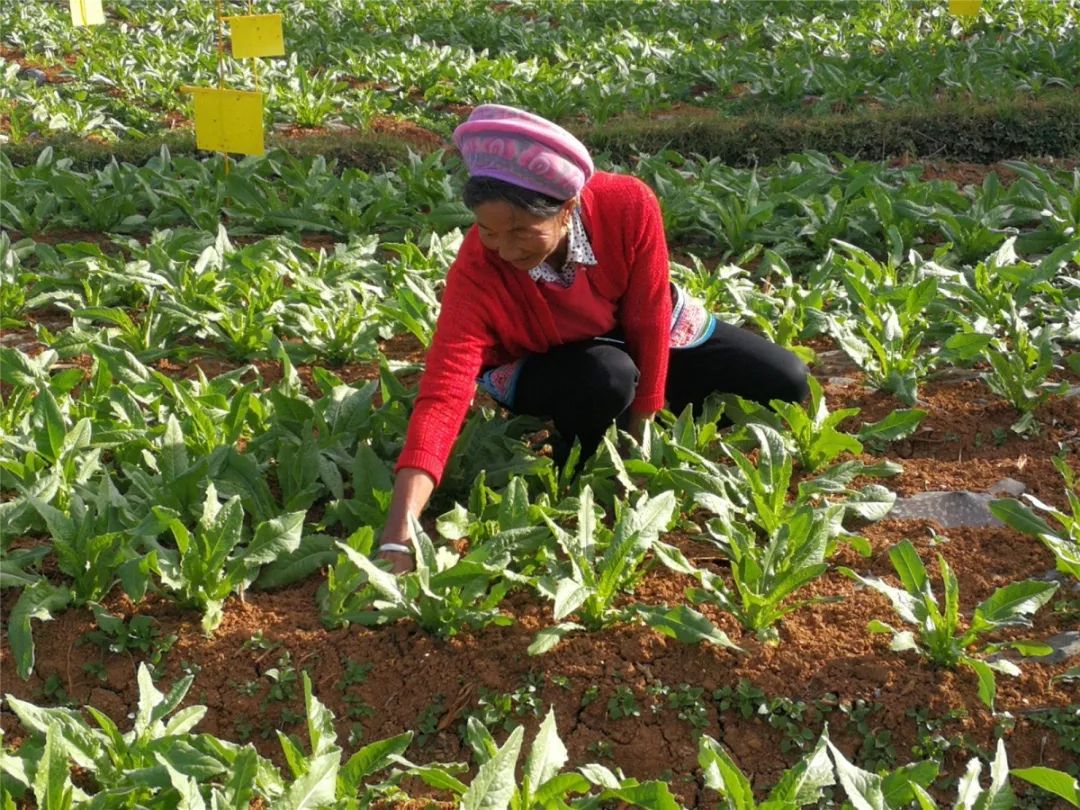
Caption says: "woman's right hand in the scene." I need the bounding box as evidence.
[377,548,415,574]
[377,467,436,575]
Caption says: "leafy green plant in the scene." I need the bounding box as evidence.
[713,679,767,720]
[333,517,515,638]
[989,339,1069,437]
[689,499,842,642]
[826,275,939,405]
[2,663,280,807]
[463,675,544,736]
[841,539,1058,708]
[319,527,380,626]
[990,455,1080,581]
[269,671,453,810]
[606,687,642,721]
[531,486,738,654]
[272,57,349,127]
[436,474,555,562]
[458,707,682,809]
[698,732,837,809]
[5,474,156,679]
[145,484,304,633]
[766,375,863,471]
[84,605,177,670]
[825,727,945,810]
[617,402,733,504]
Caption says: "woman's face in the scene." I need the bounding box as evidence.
[473,199,574,271]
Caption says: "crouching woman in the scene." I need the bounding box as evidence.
[377,105,808,573]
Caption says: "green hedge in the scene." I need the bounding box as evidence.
[1,128,416,171]
[581,92,1080,166]
[5,93,1078,170]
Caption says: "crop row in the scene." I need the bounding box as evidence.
[5,657,1079,808]
[2,0,1078,142]
[4,147,1080,261]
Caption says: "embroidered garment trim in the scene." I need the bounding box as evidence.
[669,285,716,349]
[478,356,527,408]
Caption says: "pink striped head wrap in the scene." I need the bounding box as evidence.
[453,104,594,201]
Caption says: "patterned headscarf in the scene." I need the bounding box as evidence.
[453,104,594,201]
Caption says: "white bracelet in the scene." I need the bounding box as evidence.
[378,543,413,555]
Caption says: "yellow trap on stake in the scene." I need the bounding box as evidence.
[69,0,104,26]
[224,13,285,59]
[949,0,982,16]
[184,86,265,156]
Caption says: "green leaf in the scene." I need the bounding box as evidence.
[32,388,66,463]
[400,761,469,793]
[255,534,339,590]
[943,332,993,362]
[302,672,338,758]
[698,736,755,809]
[4,698,99,770]
[34,723,73,810]
[965,657,998,710]
[277,732,308,781]
[1011,767,1079,807]
[972,580,1057,630]
[528,623,584,656]
[843,485,896,522]
[767,735,834,806]
[339,732,412,793]
[8,581,71,679]
[982,738,1014,810]
[552,578,591,622]
[827,731,886,810]
[888,540,928,597]
[465,718,499,765]
[988,499,1055,538]
[880,761,939,808]
[436,503,472,541]
[219,746,258,810]
[273,750,340,810]
[524,708,567,798]
[855,408,924,447]
[532,772,591,804]
[242,512,305,567]
[635,604,742,650]
[460,724,523,810]
[91,343,151,386]
[953,753,987,810]
[162,758,208,810]
[599,780,683,810]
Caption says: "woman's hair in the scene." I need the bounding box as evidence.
[463,175,566,218]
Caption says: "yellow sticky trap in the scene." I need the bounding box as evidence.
[69,0,104,26]
[225,13,285,59]
[949,0,982,16]
[185,87,265,156]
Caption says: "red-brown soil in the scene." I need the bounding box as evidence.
[2,335,1078,806]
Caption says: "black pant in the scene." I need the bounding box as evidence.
[511,322,809,459]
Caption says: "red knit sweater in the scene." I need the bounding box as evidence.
[396,171,672,483]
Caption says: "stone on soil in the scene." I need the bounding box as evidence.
[888,478,1027,528]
